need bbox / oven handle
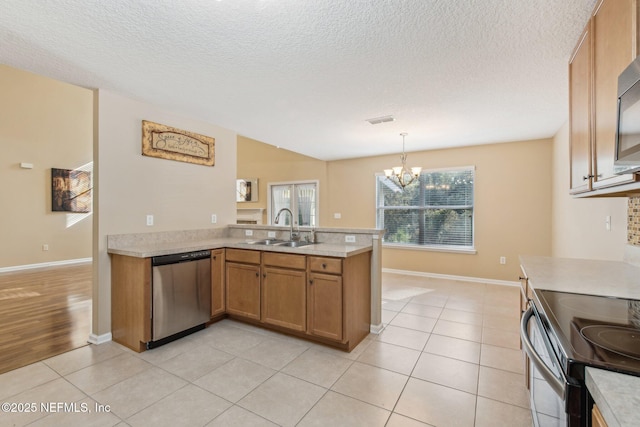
[520,306,567,398]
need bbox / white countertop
[107,237,373,259]
[586,367,640,427]
[520,256,640,427]
[519,255,640,299]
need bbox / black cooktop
[535,289,640,376]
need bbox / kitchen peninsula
[107,225,383,353]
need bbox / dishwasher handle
[520,306,567,399]
[152,250,211,266]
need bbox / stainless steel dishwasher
[149,250,211,348]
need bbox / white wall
[551,121,627,259]
[93,90,237,337]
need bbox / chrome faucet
[274,208,299,241]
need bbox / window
[269,181,318,227]
[376,167,474,250]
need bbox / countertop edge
[586,367,640,427]
[107,239,372,258]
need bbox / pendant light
[384,133,422,188]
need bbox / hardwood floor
[0,263,92,374]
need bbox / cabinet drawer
[263,252,306,270]
[308,256,342,274]
[226,248,261,264]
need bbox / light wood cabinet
[308,271,343,341]
[226,249,261,320]
[570,0,639,194]
[592,403,608,427]
[110,254,151,352]
[569,24,593,194]
[225,250,371,351]
[262,252,307,331]
[307,253,371,350]
[211,249,225,317]
[592,0,638,189]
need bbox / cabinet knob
[309,279,314,285]
[263,273,266,278]
[213,256,216,260]
[256,272,259,278]
[518,276,526,281]
[322,263,327,269]
[582,174,594,181]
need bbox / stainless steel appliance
[150,250,211,348]
[615,55,640,174]
[521,290,640,426]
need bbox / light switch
[146,215,154,226]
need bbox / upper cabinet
[569,0,639,195]
[569,25,593,194]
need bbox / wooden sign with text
[142,120,215,166]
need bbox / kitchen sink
[247,239,287,245]
[274,241,314,248]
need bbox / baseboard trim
[370,323,384,334]
[0,258,92,274]
[382,268,520,287]
[88,332,112,345]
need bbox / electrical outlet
[245,229,253,236]
[146,215,154,226]
[268,231,276,238]
[345,235,356,243]
[334,213,342,219]
[211,214,217,224]
[42,244,49,251]
[500,256,506,265]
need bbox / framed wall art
[51,168,92,213]
[236,178,258,202]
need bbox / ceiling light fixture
[384,133,422,189]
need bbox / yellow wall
[0,65,93,268]
[327,139,553,281]
[237,136,329,224]
[551,121,628,259]
[239,136,553,282]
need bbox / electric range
[522,289,640,426]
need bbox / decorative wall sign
[51,168,92,213]
[142,120,215,166]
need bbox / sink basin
[247,239,287,245]
[274,241,314,248]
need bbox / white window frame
[375,166,476,254]
[267,180,319,227]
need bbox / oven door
[521,305,573,426]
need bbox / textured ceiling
[0,0,597,160]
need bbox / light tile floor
[0,273,532,426]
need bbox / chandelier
[384,133,422,189]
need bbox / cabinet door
[211,249,225,317]
[226,262,261,320]
[308,272,343,341]
[569,24,593,194]
[593,0,638,189]
[262,267,306,331]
